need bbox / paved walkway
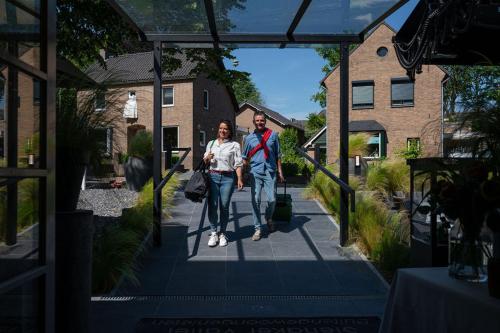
[91,186,388,332]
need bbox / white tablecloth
[379,267,500,333]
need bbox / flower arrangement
[420,160,500,282]
[428,161,500,240]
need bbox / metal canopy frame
[105,0,408,247]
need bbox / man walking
[242,111,285,241]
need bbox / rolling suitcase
[272,181,292,223]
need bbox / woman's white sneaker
[219,233,228,247]
[208,232,218,247]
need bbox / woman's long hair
[217,119,234,140]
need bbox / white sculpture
[123,92,137,118]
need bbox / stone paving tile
[91,301,159,333]
[93,186,389,329]
[118,257,177,296]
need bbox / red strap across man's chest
[248,129,272,160]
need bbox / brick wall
[325,24,446,164]
[106,75,236,170]
[0,48,40,165]
[192,74,237,166]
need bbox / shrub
[92,172,179,294]
[348,133,369,157]
[305,170,410,279]
[129,130,153,159]
[366,159,410,196]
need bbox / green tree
[305,112,326,139]
[443,66,500,118]
[57,0,249,85]
[279,128,299,161]
[231,75,263,104]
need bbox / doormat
[136,317,380,333]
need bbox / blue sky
[224,0,418,120]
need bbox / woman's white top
[203,139,243,172]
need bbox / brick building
[323,23,448,163]
[236,102,305,145]
[85,52,238,170]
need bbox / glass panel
[0,178,40,283]
[365,133,380,158]
[352,82,373,108]
[162,127,178,151]
[162,87,173,106]
[296,0,401,34]
[0,278,40,332]
[392,79,414,106]
[0,0,41,70]
[214,0,301,34]
[18,70,41,168]
[115,0,210,34]
[0,64,41,168]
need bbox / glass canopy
[108,0,407,47]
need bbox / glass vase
[448,223,488,282]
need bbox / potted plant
[55,86,120,333]
[124,130,153,191]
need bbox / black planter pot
[55,210,94,333]
[124,156,153,191]
[56,148,88,211]
[488,258,500,299]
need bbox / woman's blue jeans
[208,172,235,233]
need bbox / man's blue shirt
[242,129,281,175]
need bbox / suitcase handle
[280,180,286,197]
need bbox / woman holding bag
[203,119,244,247]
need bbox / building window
[162,126,179,151]
[377,47,388,57]
[0,77,5,120]
[203,90,209,110]
[391,78,414,107]
[33,79,41,105]
[95,91,106,111]
[352,81,374,109]
[199,130,206,146]
[407,138,420,150]
[365,132,381,159]
[162,86,174,107]
[96,128,113,156]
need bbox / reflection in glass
[0,0,41,69]
[295,0,400,35]
[0,278,40,332]
[0,178,40,283]
[17,70,41,168]
[214,0,301,34]
[116,0,210,34]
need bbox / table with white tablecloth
[379,267,500,333]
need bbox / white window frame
[199,130,206,146]
[203,90,209,110]
[162,126,179,152]
[162,86,174,107]
[407,137,421,150]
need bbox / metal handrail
[154,147,191,194]
[295,147,355,212]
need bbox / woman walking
[203,120,244,247]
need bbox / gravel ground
[77,188,139,217]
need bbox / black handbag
[184,159,210,202]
